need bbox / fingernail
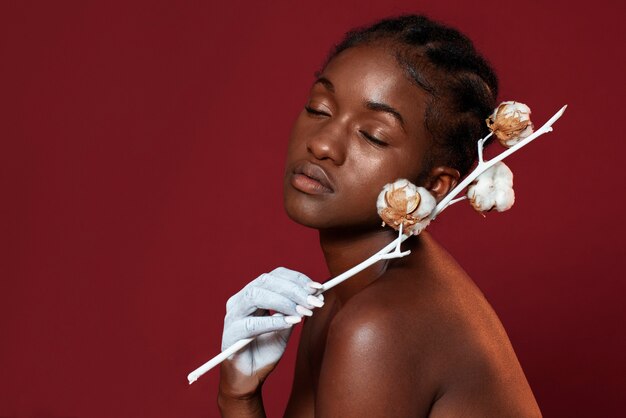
[308,282,323,290]
[307,295,324,308]
[285,316,302,324]
[296,305,313,317]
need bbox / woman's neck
[318,227,400,303]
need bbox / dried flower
[486,101,534,147]
[376,179,436,235]
[467,162,515,213]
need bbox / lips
[291,161,335,194]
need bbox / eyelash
[304,105,388,147]
[359,130,388,147]
[304,105,330,117]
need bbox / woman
[218,15,541,417]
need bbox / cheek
[346,144,424,188]
[338,149,402,216]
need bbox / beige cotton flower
[486,101,534,147]
[376,179,436,235]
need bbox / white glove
[221,267,324,376]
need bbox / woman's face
[284,44,431,231]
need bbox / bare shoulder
[316,282,439,416]
[320,233,541,417]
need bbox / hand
[219,267,324,397]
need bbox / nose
[306,121,347,165]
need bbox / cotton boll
[486,101,534,147]
[407,187,435,236]
[496,101,531,121]
[468,185,495,212]
[376,185,390,215]
[412,186,436,220]
[492,162,514,187]
[467,162,515,213]
[377,179,436,235]
[468,176,495,212]
[493,187,515,212]
[376,179,420,217]
[410,218,431,236]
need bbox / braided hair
[324,15,498,178]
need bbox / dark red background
[1,1,624,416]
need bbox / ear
[424,166,460,202]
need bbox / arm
[218,385,266,418]
[217,267,324,418]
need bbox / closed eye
[304,105,330,117]
[359,130,388,147]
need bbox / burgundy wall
[1,1,624,416]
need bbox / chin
[283,194,381,232]
[283,196,330,229]
[283,179,325,228]
[282,177,383,231]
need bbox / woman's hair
[324,15,498,178]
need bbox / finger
[226,286,302,319]
[226,271,324,318]
[257,275,320,309]
[270,312,296,344]
[224,269,308,313]
[269,267,323,293]
[223,315,301,347]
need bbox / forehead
[319,45,428,114]
[317,45,429,138]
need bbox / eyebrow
[313,76,335,93]
[365,101,406,131]
[313,76,406,131]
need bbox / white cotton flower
[376,179,419,215]
[486,101,534,147]
[467,162,515,213]
[413,186,436,219]
[377,179,436,235]
[408,215,431,236]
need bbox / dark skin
[219,45,541,417]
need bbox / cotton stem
[477,132,492,164]
[447,196,468,207]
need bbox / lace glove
[221,267,324,376]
